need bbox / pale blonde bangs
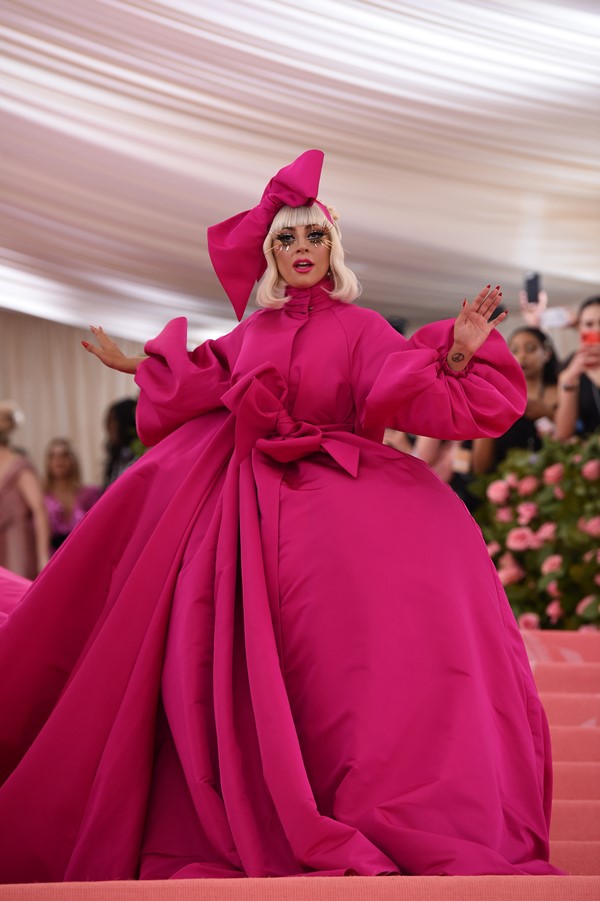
[269,205,332,233]
[256,204,361,309]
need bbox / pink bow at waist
[221,366,359,478]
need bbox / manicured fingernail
[81,341,90,348]
[486,284,491,288]
[495,285,500,290]
[499,292,503,297]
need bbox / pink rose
[518,476,539,496]
[517,502,538,526]
[543,463,564,485]
[497,562,526,586]
[545,600,565,624]
[541,554,563,575]
[546,580,561,597]
[597,550,600,564]
[486,479,510,504]
[579,516,600,538]
[518,612,540,630]
[578,624,599,632]
[495,507,514,523]
[595,574,600,588]
[583,549,594,562]
[506,527,537,551]
[486,541,501,557]
[505,473,519,488]
[576,595,596,616]
[582,459,600,480]
[573,454,583,463]
[554,486,565,500]
[536,522,557,542]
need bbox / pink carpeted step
[550,840,600,875]
[522,630,600,664]
[533,662,600,693]
[550,726,600,761]
[553,762,600,799]
[550,800,600,841]
[540,692,600,727]
[0,876,598,900]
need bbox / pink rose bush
[582,459,600,481]
[542,463,564,485]
[518,476,539,496]
[541,555,563,575]
[545,600,565,624]
[486,480,510,504]
[576,596,596,617]
[579,516,600,538]
[496,553,526,586]
[470,431,600,629]
[518,612,540,630]
[506,527,538,552]
[536,522,557,543]
[517,502,538,525]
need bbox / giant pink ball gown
[0,281,562,880]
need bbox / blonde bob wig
[255,204,361,309]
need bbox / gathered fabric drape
[0,283,562,879]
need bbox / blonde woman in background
[0,402,49,578]
[43,438,102,555]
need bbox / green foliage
[470,431,600,630]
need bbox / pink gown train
[0,281,562,880]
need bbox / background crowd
[0,397,144,580]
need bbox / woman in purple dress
[43,438,102,554]
[0,151,562,880]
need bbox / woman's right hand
[519,289,547,329]
[82,326,145,374]
[560,344,600,385]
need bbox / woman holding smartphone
[555,296,600,440]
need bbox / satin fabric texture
[0,281,562,880]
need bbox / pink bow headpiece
[207,149,332,320]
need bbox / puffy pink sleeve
[360,318,527,441]
[134,316,247,446]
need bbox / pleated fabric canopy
[1,0,599,342]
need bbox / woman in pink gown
[0,151,561,881]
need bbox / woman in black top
[555,296,600,440]
[472,326,558,473]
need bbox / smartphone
[524,272,541,306]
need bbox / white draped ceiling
[1,0,599,344]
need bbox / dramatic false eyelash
[265,227,334,255]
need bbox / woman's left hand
[453,285,507,355]
[446,285,507,371]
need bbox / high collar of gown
[282,278,338,318]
